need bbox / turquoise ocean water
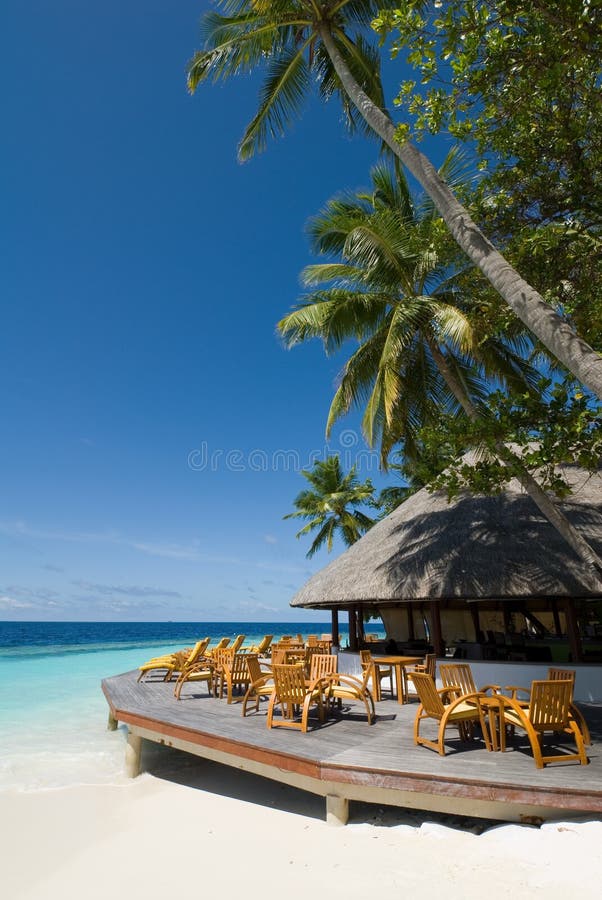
[0,621,383,792]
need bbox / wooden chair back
[272,664,308,706]
[255,635,273,655]
[421,653,437,679]
[409,671,445,719]
[548,667,575,684]
[214,647,235,668]
[305,645,325,670]
[307,635,318,647]
[246,654,264,684]
[359,650,372,672]
[230,634,246,653]
[207,637,230,656]
[439,663,476,696]
[528,679,573,732]
[309,653,337,681]
[185,638,210,666]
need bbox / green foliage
[410,378,602,499]
[284,455,376,557]
[188,1,401,161]
[279,158,539,465]
[375,1,602,348]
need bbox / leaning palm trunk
[426,338,602,584]
[318,25,602,402]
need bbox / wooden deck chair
[244,634,273,656]
[174,653,214,700]
[211,647,236,697]
[304,645,327,675]
[219,652,255,704]
[230,635,246,653]
[204,637,231,658]
[360,650,394,699]
[439,663,501,699]
[307,635,318,647]
[309,653,337,681]
[266,664,328,732]
[504,668,591,746]
[327,668,375,725]
[242,654,275,716]
[137,638,210,683]
[283,647,306,665]
[408,671,489,756]
[501,680,589,767]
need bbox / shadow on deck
[102,670,602,826]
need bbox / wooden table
[370,656,422,705]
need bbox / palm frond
[239,41,312,159]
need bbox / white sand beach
[2,749,602,900]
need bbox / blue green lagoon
[0,621,382,792]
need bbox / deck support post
[107,711,118,731]
[125,731,142,778]
[326,794,349,826]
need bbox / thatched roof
[290,464,602,609]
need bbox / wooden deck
[102,670,602,825]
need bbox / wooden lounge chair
[360,650,394,699]
[408,671,489,756]
[501,679,589,767]
[241,654,275,716]
[243,634,273,656]
[204,637,231,658]
[327,668,375,725]
[137,638,210,683]
[229,634,246,653]
[266,664,329,732]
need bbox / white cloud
[264,534,278,544]
[0,520,202,562]
[0,595,35,610]
[71,580,183,598]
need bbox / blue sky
[1,1,451,622]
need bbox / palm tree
[285,456,375,557]
[278,161,602,577]
[187,1,602,400]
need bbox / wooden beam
[331,609,339,649]
[407,603,415,641]
[348,608,358,651]
[429,600,444,657]
[552,600,563,637]
[470,606,483,643]
[565,599,584,663]
[357,604,366,645]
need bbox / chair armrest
[479,683,501,694]
[504,684,530,700]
